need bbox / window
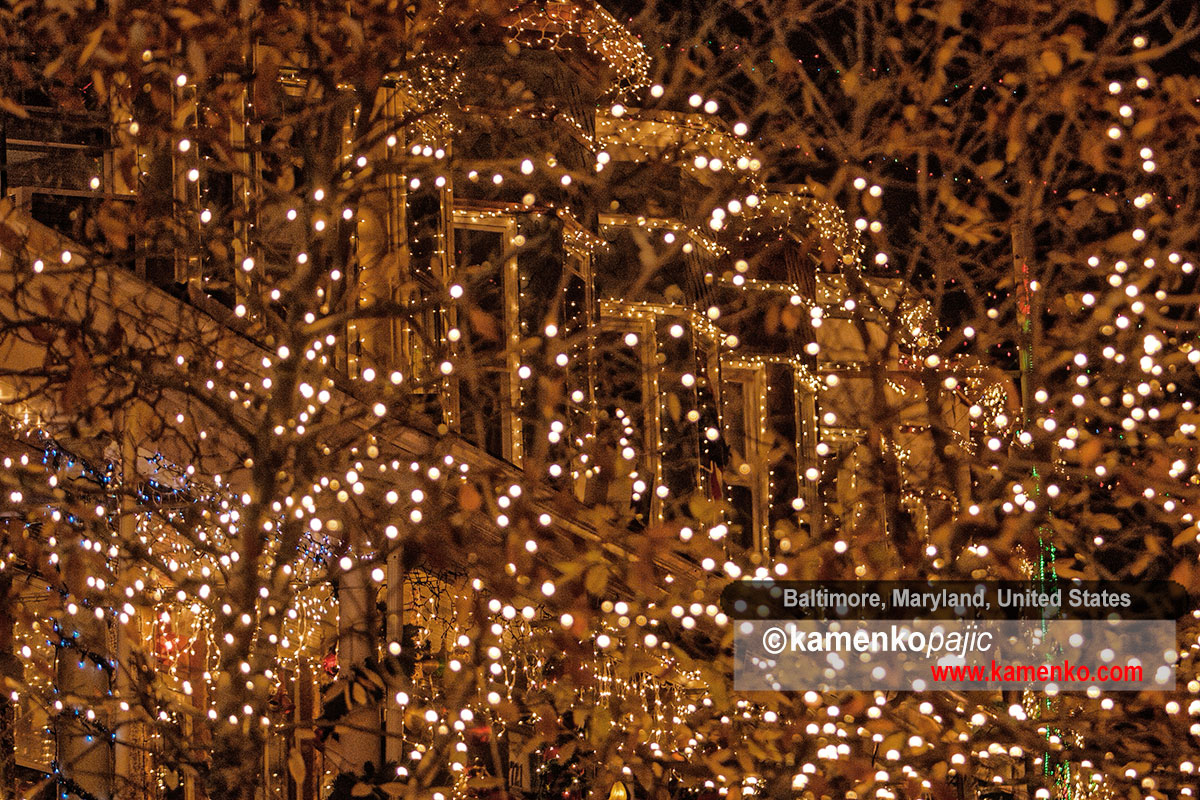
[721,365,768,554]
[453,217,520,464]
[594,321,657,528]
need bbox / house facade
[0,2,992,798]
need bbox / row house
[0,2,991,798]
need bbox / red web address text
[931,659,1143,684]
